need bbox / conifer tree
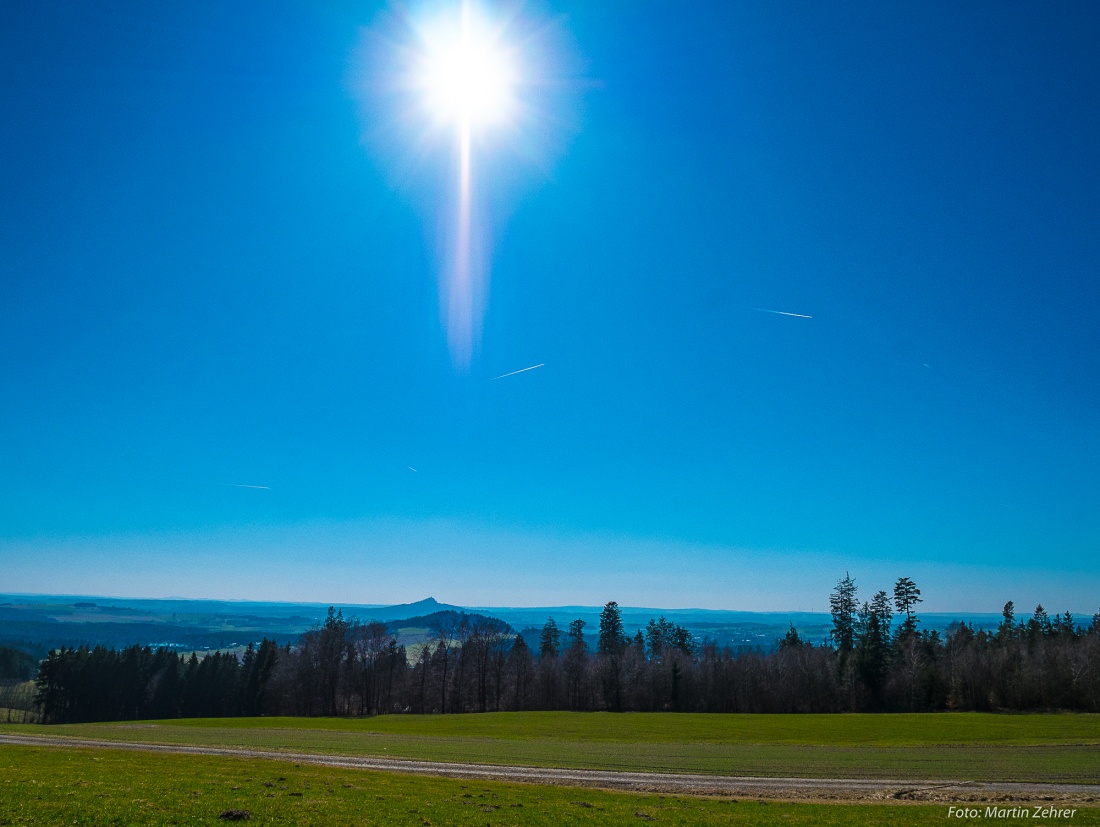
[539,617,561,658]
[893,576,922,636]
[829,573,858,654]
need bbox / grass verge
[5,712,1099,783]
[4,744,1097,826]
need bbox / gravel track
[2,732,1097,804]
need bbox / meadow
[3,743,1098,827]
[6,711,1100,783]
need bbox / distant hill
[358,597,467,623]
[0,593,1012,657]
[385,609,511,633]
[0,595,499,656]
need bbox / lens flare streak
[357,0,573,369]
[449,118,475,364]
[422,0,519,368]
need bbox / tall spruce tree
[829,573,859,654]
[893,576,922,636]
[597,601,629,711]
[598,601,628,656]
[539,617,561,659]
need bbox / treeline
[819,575,1100,713]
[0,646,37,683]
[0,645,41,723]
[34,583,1100,723]
[34,643,280,723]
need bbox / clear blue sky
[2,1,1098,613]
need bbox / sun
[415,1,517,129]
[357,0,559,367]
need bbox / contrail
[491,363,544,381]
[228,483,271,490]
[752,307,812,319]
[407,466,418,473]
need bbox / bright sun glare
[365,0,547,366]
[417,2,516,128]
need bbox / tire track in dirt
[2,733,1096,804]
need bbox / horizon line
[0,590,1073,616]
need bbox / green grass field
[5,712,1100,783]
[3,744,1097,827]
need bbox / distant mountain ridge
[0,593,1012,656]
[358,597,468,623]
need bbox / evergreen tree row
[34,584,1100,723]
[35,640,279,723]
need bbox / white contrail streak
[491,363,545,381]
[408,466,418,473]
[229,484,271,490]
[752,307,813,319]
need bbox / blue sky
[2,1,1098,612]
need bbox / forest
[31,577,1100,723]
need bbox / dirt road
[2,732,1096,804]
